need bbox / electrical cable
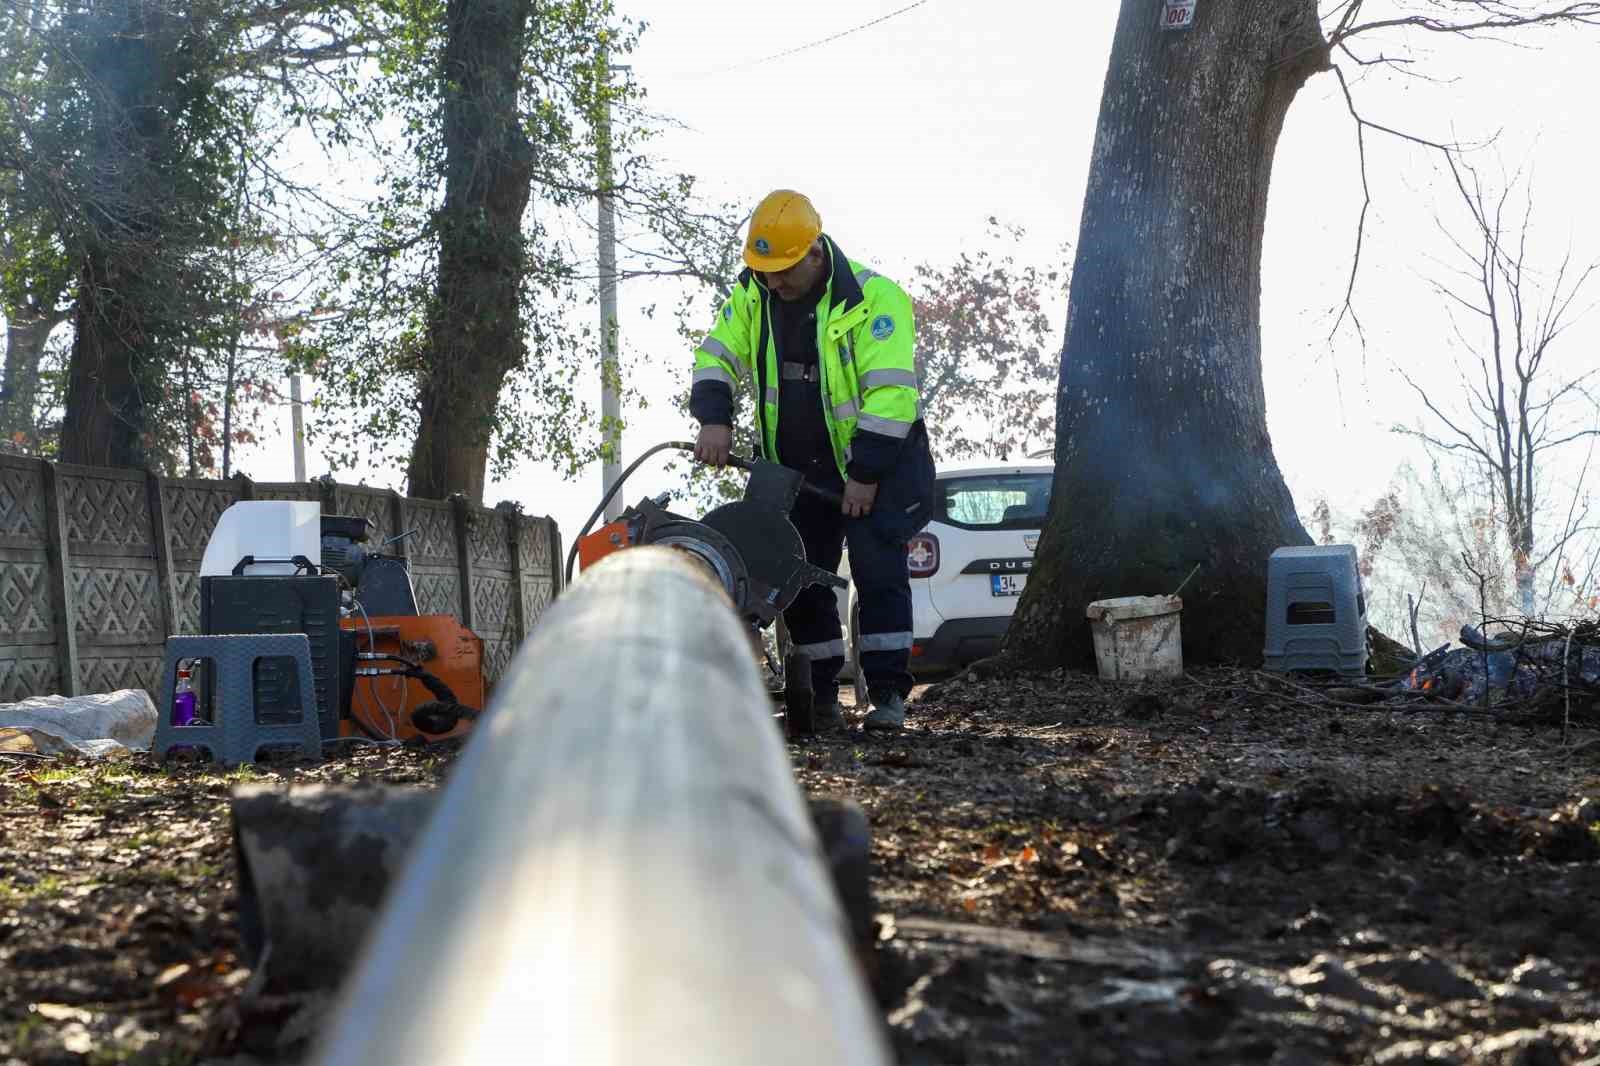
[564,440,697,585]
[388,660,414,737]
[346,717,394,743]
[351,652,471,738]
[562,442,842,585]
[685,1,929,79]
[353,597,402,744]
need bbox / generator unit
[194,500,484,744]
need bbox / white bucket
[1086,595,1184,681]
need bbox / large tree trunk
[60,253,151,468]
[406,0,535,503]
[1006,0,1330,669]
[57,2,187,470]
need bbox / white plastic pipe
[310,547,889,1066]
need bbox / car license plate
[991,574,1026,597]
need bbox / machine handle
[564,443,855,587]
[231,554,319,576]
[726,454,845,510]
[800,481,846,509]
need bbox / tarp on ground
[0,690,159,757]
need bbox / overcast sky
[242,1,1599,553]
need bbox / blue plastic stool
[1262,545,1368,677]
[154,634,324,766]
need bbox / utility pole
[289,373,307,482]
[597,57,629,520]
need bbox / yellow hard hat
[744,190,822,272]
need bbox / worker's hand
[842,479,878,518]
[695,424,733,468]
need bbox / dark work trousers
[781,426,936,703]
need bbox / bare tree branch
[1334,2,1600,44]
[1328,61,1475,344]
[1399,151,1600,616]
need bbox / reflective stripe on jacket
[688,235,919,482]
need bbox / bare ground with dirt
[0,748,455,1065]
[3,669,1598,1064]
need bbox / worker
[690,190,935,732]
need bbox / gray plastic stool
[154,633,323,766]
[1263,545,1368,676]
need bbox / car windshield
[936,473,1052,530]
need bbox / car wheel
[849,600,869,708]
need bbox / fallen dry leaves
[1,744,461,1064]
[795,667,1600,1063]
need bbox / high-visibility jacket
[689,235,921,483]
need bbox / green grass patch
[85,777,129,803]
[222,764,262,784]
[3,1015,49,1059]
[22,764,141,801]
[29,766,86,786]
[0,873,67,905]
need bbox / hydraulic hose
[561,442,849,586]
[564,441,696,586]
[350,655,468,740]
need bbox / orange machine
[575,520,633,572]
[339,614,485,742]
[563,443,850,736]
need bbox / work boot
[864,689,906,732]
[813,698,846,733]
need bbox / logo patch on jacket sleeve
[871,314,895,340]
[723,304,733,321]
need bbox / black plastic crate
[199,575,345,740]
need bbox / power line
[686,1,929,79]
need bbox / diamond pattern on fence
[472,574,515,632]
[0,653,59,704]
[72,564,163,641]
[0,561,54,640]
[162,482,242,556]
[0,461,47,542]
[522,580,554,631]
[470,509,513,568]
[405,500,456,564]
[413,571,461,618]
[61,472,152,549]
[78,652,161,697]
[0,459,58,699]
[161,481,246,638]
[0,465,565,705]
[517,516,553,574]
[174,570,203,636]
[483,636,517,687]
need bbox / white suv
[837,462,1053,683]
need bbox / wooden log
[231,784,438,990]
[231,787,877,996]
[310,547,890,1066]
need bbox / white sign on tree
[1161,0,1196,30]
